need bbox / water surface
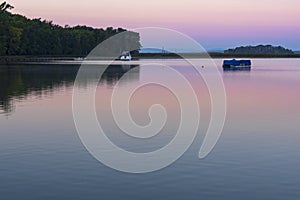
[0,59,300,200]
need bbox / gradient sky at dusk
[9,0,300,50]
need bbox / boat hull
[223,65,251,71]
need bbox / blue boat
[223,59,251,70]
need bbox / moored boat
[119,51,132,61]
[223,59,251,70]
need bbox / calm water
[1,59,300,200]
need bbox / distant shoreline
[1,53,300,65]
[138,53,300,59]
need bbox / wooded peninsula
[0,2,140,57]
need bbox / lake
[1,59,300,200]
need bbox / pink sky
[9,0,300,50]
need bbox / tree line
[0,2,141,56]
[224,45,294,55]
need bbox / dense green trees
[0,2,141,56]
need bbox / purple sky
[9,0,300,50]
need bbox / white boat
[119,52,132,61]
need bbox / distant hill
[207,48,225,53]
[224,45,294,55]
[139,48,169,53]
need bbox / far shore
[1,53,300,65]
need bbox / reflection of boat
[100,64,139,85]
[223,59,251,70]
[119,51,132,61]
[223,67,251,72]
[74,57,84,61]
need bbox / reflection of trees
[0,64,139,114]
[0,65,79,113]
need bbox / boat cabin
[223,59,251,69]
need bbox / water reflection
[223,67,251,72]
[100,64,139,85]
[1,60,300,199]
[0,64,139,114]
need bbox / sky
[9,0,300,50]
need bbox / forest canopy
[0,2,141,56]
